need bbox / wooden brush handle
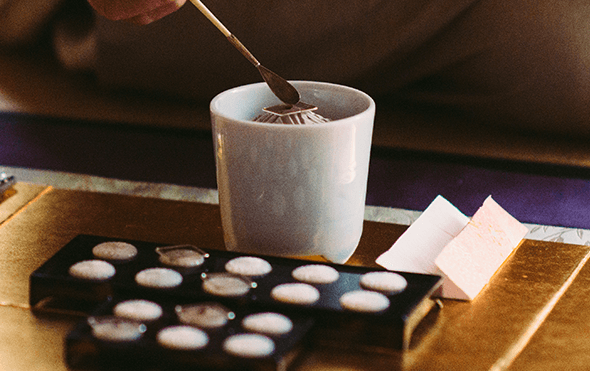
[188,0,260,66]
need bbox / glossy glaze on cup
[211,81,375,263]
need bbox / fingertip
[128,1,186,25]
[127,14,154,25]
[90,0,186,24]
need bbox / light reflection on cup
[210,81,375,263]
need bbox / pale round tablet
[157,326,208,350]
[360,271,407,294]
[157,246,206,268]
[339,290,390,313]
[114,299,163,322]
[225,256,272,277]
[69,260,115,281]
[270,283,320,305]
[202,273,252,297]
[135,268,182,289]
[292,264,339,284]
[88,316,146,342]
[176,303,234,329]
[242,312,293,336]
[223,334,275,358]
[92,241,138,261]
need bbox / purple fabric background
[2,112,589,229]
[367,150,590,228]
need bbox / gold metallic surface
[0,306,73,371]
[1,183,589,370]
[509,249,590,371]
[0,182,49,225]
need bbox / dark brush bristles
[254,111,331,124]
[253,103,331,124]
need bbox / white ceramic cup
[210,81,375,263]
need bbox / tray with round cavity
[30,234,442,350]
[66,296,314,371]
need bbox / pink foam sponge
[377,195,528,300]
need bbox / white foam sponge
[376,195,528,300]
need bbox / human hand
[87,0,187,25]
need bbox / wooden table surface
[1,183,590,371]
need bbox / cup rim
[210,81,375,126]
